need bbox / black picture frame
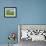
[4,7,17,18]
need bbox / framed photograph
[4,7,17,18]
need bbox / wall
[0,0,46,44]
